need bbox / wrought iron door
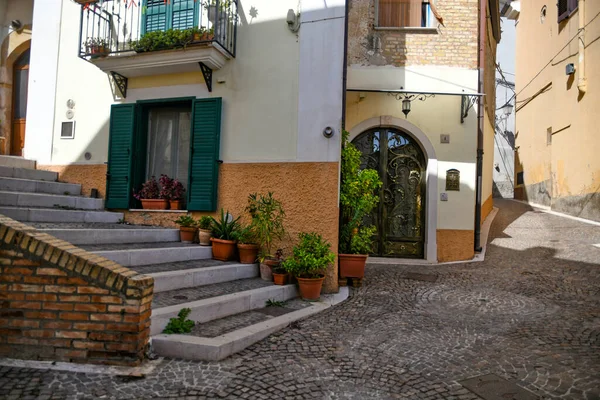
[352,128,426,258]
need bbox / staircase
[0,156,307,360]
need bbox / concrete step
[0,155,36,169]
[85,243,212,267]
[150,281,298,335]
[0,176,81,196]
[0,206,122,223]
[0,165,57,182]
[38,227,180,245]
[147,262,260,293]
[0,190,103,210]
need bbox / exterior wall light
[402,99,411,118]
[388,91,435,119]
[501,103,513,116]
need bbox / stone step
[0,176,81,196]
[84,243,212,267]
[0,190,103,210]
[147,262,260,293]
[38,227,180,245]
[151,300,325,361]
[0,206,122,223]
[0,155,36,169]
[150,280,298,336]
[0,165,58,182]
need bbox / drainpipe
[474,0,486,252]
[578,0,587,94]
[341,0,349,130]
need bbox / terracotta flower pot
[179,226,196,243]
[198,229,212,246]
[339,254,368,278]
[238,243,259,264]
[272,272,288,286]
[140,199,168,210]
[211,238,236,261]
[170,200,183,210]
[297,276,325,301]
[260,258,280,281]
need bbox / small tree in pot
[174,215,197,243]
[282,232,335,301]
[246,192,286,281]
[210,209,240,261]
[338,131,382,279]
[197,216,212,246]
[233,224,259,264]
[134,176,168,210]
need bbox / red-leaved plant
[159,174,186,200]
[133,176,160,200]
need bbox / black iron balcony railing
[78,0,238,59]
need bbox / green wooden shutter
[143,0,169,34]
[106,104,136,209]
[172,0,198,30]
[188,98,222,211]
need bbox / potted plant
[75,0,99,5]
[246,192,286,281]
[210,209,240,261]
[85,37,109,58]
[160,174,186,210]
[174,215,197,243]
[338,131,382,279]
[270,249,288,285]
[233,224,260,264]
[282,232,335,301]
[197,216,213,246]
[133,176,168,210]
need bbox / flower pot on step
[339,254,368,278]
[260,258,280,281]
[179,227,196,243]
[140,199,168,210]
[198,229,212,246]
[272,272,288,286]
[297,276,325,301]
[238,243,259,264]
[211,238,236,261]
[170,200,183,210]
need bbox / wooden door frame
[10,50,30,156]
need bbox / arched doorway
[10,49,30,156]
[352,128,427,258]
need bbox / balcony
[78,0,238,87]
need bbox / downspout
[341,0,349,130]
[578,0,587,94]
[474,0,486,252]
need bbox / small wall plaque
[446,169,460,191]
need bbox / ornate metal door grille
[352,128,426,258]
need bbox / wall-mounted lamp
[10,20,23,32]
[402,99,411,118]
[388,92,435,119]
[286,9,300,33]
[501,103,513,116]
[566,63,576,75]
[323,127,334,139]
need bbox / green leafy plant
[174,215,197,228]
[232,223,258,245]
[246,192,286,262]
[265,299,284,307]
[163,308,195,334]
[282,232,335,279]
[130,28,194,53]
[210,209,241,240]
[198,216,212,230]
[339,130,382,254]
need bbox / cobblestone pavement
[1,200,599,400]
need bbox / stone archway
[1,31,32,155]
[348,116,438,262]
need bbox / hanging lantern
[402,98,411,118]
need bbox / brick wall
[348,0,479,68]
[0,216,154,366]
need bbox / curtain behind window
[379,0,423,27]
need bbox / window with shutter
[187,98,222,211]
[106,104,137,209]
[557,0,578,22]
[377,0,434,28]
[142,0,198,35]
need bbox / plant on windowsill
[197,216,213,246]
[85,37,109,58]
[191,26,214,42]
[246,192,286,281]
[174,215,197,243]
[232,224,259,264]
[338,130,382,280]
[133,176,168,210]
[210,209,241,261]
[282,232,335,301]
[130,28,195,53]
[159,174,186,210]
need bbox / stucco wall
[515,0,600,220]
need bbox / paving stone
[0,200,599,399]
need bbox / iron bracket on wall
[199,62,213,92]
[461,94,478,123]
[388,92,436,102]
[110,71,128,98]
